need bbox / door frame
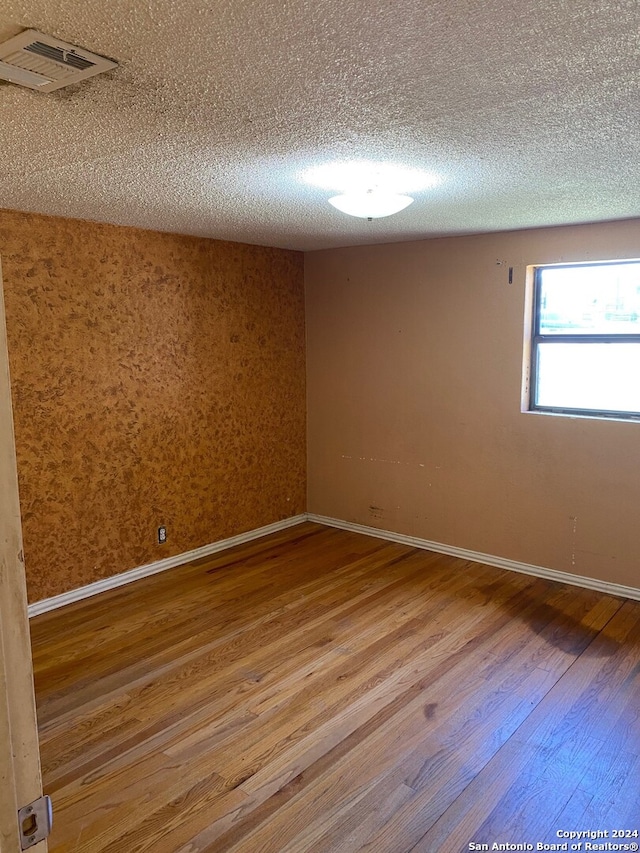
[0,258,47,852]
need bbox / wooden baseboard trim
[28,514,308,618]
[307,513,640,602]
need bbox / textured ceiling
[1,0,639,251]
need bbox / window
[528,260,640,420]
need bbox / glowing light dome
[302,160,441,219]
[328,191,414,219]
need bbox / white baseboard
[28,514,307,618]
[28,510,640,617]
[307,513,640,602]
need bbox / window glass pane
[536,343,640,413]
[539,262,640,334]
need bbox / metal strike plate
[18,795,52,849]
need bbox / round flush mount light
[328,191,414,219]
[302,160,441,220]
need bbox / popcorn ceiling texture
[0,209,306,603]
[1,0,640,250]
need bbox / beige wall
[1,210,306,603]
[306,219,640,589]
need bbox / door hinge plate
[18,795,53,849]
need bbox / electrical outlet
[158,526,167,544]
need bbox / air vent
[0,29,116,92]
[25,41,96,71]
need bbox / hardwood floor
[30,522,640,852]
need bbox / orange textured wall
[306,219,640,591]
[0,210,306,603]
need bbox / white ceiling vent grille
[0,29,116,92]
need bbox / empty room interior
[1,1,639,852]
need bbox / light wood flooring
[30,522,640,852]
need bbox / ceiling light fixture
[328,190,414,219]
[302,160,440,220]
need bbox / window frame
[529,260,640,422]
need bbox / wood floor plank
[411,600,640,853]
[273,592,615,852]
[40,548,446,786]
[30,522,639,853]
[34,526,381,709]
